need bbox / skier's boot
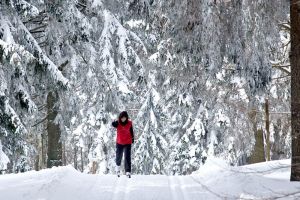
[116,166,121,177]
[126,172,131,178]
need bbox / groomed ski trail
[1,159,299,200]
[112,176,129,200]
[168,175,185,200]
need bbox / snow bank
[192,157,229,176]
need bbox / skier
[112,111,134,178]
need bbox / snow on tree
[0,140,9,172]
[0,0,292,175]
[134,70,168,174]
[39,1,149,173]
[0,1,68,172]
[168,104,208,175]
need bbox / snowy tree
[134,71,168,174]
[168,103,208,175]
[0,1,68,172]
[0,0,291,175]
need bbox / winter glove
[132,138,134,144]
[112,120,119,128]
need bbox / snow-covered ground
[0,159,299,200]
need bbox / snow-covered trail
[0,159,300,200]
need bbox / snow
[149,52,159,63]
[125,19,146,28]
[0,69,7,96]
[0,159,299,199]
[99,9,146,87]
[0,19,15,44]
[4,99,28,135]
[98,123,109,143]
[71,117,77,124]
[91,0,103,8]
[178,94,193,107]
[150,109,158,129]
[18,0,39,18]
[17,20,69,87]
[87,68,94,78]
[193,157,229,175]
[215,110,231,127]
[118,83,131,94]
[0,38,69,87]
[151,88,160,104]
[270,85,278,99]
[187,118,205,139]
[0,141,9,171]
[208,130,218,155]
[16,85,38,114]
[73,124,84,136]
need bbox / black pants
[116,143,131,173]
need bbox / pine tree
[0,2,68,172]
[134,84,168,174]
[169,104,208,175]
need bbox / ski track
[188,175,225,200]
[177,176,190,200]
[111,176,129,200]
[123,176,131,200]
[168,176,185,200]
[178,175,220,200]
[78,173,100,199]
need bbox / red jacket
[116,120,133,145]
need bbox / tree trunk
[35,134,43,171]
[249,129,265,164]
[41,132,47,169]
[91,161,98,174]
[81,147,84,172]
[62,141,66,166]
[265,98,271,161]
[290,0,300,181]
[47,91,62,168]
[74,145,78,170]
[34,154,39,171]
[248,109,266,164]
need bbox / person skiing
[112,111,134,178]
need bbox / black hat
[119,111,129,122]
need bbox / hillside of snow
[0,159,299,200]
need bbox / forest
[1,0,299,182]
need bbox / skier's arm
[130,126,134,143]
[112,120,119,128]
